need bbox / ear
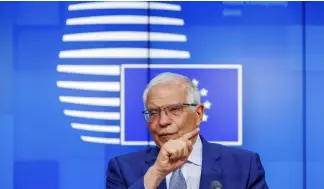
[196,104,205,126]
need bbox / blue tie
[169,168,187,189]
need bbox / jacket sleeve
[106,158,146,189]
[247,153,269,189]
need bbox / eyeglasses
[142,103,197,122]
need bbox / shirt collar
[187,135,202,166]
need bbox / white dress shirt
[166,135,202,189]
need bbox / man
[106,72,268,189]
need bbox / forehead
[146,82,186,107]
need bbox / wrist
[144,165,165,189]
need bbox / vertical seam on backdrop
[302,1,307,189]
[146,2,152,147]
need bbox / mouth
[158,133,177,140]
[159,132,175,136]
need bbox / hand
[154,127,200,176]
[144,128,200,189]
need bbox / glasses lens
[167,104,184,116]
[144,113,150,122]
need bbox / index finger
[180,127,200,141]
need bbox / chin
[158,133,178,144]
[153,138,168,148]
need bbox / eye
[169,105,182,114]
[148,109,159,116]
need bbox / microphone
[210,180,222,189]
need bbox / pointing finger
[180,128,200,141]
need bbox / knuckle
[169,148,176,154]
[179,141,187,149]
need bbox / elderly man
[106,72,268,189]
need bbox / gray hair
[142,72,201,107]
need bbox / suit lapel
[199,135,223,189]
[158,179,167,189]
[142,146,167,189]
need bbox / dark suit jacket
[106,135,269,189]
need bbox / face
[145,82,204,147]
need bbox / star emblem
[192,78,199,87]
[204,100,212,109]
[200,88,208,96]
[202,114,208,122]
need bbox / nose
[158,109,172,127]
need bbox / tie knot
[174,168,182,173]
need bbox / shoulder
[106,148,156,187]
[207,142,262,167]
[108,147,155,165]
[219,143,258,159]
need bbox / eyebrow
[146,102,182,109]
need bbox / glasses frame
[142,103,198,122]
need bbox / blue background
[0,1,322,189]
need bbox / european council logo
[56,2,242,146]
